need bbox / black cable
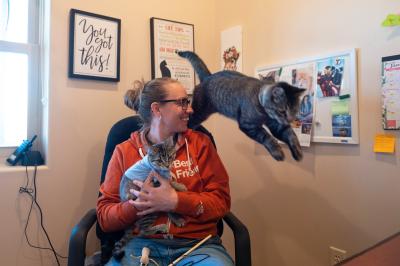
[19,162,67,265]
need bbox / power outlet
[330,246,347,265]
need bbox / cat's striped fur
[177,51,304,161]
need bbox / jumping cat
[177,50,305,161]
[113,136,187,260]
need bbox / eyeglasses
[159,97,191,110]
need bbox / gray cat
[177,51,304,161]
[113,136,186,260]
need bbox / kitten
[177,51,305,161]
[113,136,186,260]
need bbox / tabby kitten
[113,136,186,260]
[177,50,304,161]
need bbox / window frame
[0,0,42,160]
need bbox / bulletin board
[256,49,359,144]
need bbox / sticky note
[373,134,395,153]
[382,14,400,27]
[331,100,350,115]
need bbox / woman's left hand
[129,171,178,216]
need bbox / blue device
[6,135,37,166]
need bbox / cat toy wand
[168,234,212,266]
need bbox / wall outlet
[330,246,347,265]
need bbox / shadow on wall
[66,140,105,256]
[230,141,374,266]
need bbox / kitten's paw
[169,213,186,227]
[173,218,186,227]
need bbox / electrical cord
[19,162,67,265]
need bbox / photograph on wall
[257,67,281,82]
[150,18,195,94]
[221,26,242,72]
[332,114,352,137]
[316,56,345,98]
[68,9,121,81]
[381,54,400,130]
[257,62,315,147]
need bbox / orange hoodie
[97,129,231,239]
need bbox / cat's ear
[271,86,287,107]
[164,136,175,148]
[286,83,306,96]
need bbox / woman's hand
[129,171,178,216]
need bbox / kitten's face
[147,137,176,168]
[259,82,305,124]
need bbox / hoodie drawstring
[138,147,145,159]
[184,138,192,172]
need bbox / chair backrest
[96,115,220,263]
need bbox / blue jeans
[105,236,234,266]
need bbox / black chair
[68,115,251,266]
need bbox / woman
[97,78,234,265]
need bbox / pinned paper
[331,100,350,115]
[382,14,400,27]
[373,134,396,153]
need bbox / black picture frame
[68,9,121,82]
[150,17,195,94]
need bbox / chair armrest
[68,208,97,266]
[223,211,252,266]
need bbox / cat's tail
[176,50,211,82]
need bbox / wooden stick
[168,234,212,266]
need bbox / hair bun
[124,80,144,111]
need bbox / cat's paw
[269,146,285,161]
[263,138,285,161]
[287,133,303,161]
[290,146,303,161]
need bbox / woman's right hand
[128,171,178,215]
[128,176,152,211]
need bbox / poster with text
[151,18,195,94]
[382,54,400,130]
[69,9,121,81]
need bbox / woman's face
[158,82,193,135]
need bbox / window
[0,0,42,154]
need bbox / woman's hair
[124,77,179,126]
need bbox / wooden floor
[339,231,400,266]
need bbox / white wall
[1,0,400,266]
[213,0,400,265]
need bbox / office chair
[68,115,251,266]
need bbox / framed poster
[150,17,195,94]
[221,26,242,72]
[256,49,359,144]
[381,54,400,130]
[68,9,121,82]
